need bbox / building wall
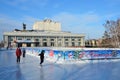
[3,32,85,48]
[33,19,61,31]
[85,39,100,47]
[3,19,85,48]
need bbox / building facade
[3,19,85,48]
[85,39,101,47]
[33,19,61,31]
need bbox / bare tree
[101,31,113,47]
[102,19,120,48]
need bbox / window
[72,39,75,41]
[78,38,81,41]
[65,39,68,41]
[51,42,54,46]
[27,43,31,47]
[78,42,81,46]
[27,38,31,40]
[11,38,13,41]
[17,37,22,40]
[43,39,47,41]
[35,42,39,47]
[50,39,54,41]
[72,42,75,46]
[9,36,15,41]
[65,42,68,46]
[35,39,39,42]
[43,42,47,46]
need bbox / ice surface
[0,49,120,80]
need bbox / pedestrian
[22,48,26,58]
[16,46,22,63]
[39,50,45,66]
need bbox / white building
[3,19,85,48]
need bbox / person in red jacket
[16,46,22,63]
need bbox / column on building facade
[62,36,65,47]
[12,36,16,47]
[76,38,79,47]
[56,37,58,47]
[23,36,26,47]
[74,38,77,47]
[55,37,57,47]
[40,37,43,47]
[4,36,8,47]
[81,37,85,47]
[68,38,69,47]
[31,37,34,47]
[38,38,40,47]
[47,37,50,47]
[69,37,72,47]
[21,36,25,47]
[57,36,61,47]
[58,36,63,47]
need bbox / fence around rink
[25,47,120,60]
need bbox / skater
[39,50,45,66]
[55,53,61,63]
[16,46,22,63]
[6,46,9,50]
[22,48,26,58]
[57,53,61,61]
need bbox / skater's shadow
[39,68,44,80]
[16,64,25,80]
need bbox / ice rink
[0,49,120,80]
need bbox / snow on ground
[0,49,120,80]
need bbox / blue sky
[0,0,120,40]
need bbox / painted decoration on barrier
[49,50,54,57]
[78,50,120,59]
[26,48,120,60]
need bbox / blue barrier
[26,48,120,60]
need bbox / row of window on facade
[9,37,82,42]
[17,42,81,47]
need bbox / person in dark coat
[22,48,26,58]
[39,50,45,66]
[16,46,22,63]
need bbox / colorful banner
[26,48,120,60]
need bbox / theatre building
[3,19,85,48]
